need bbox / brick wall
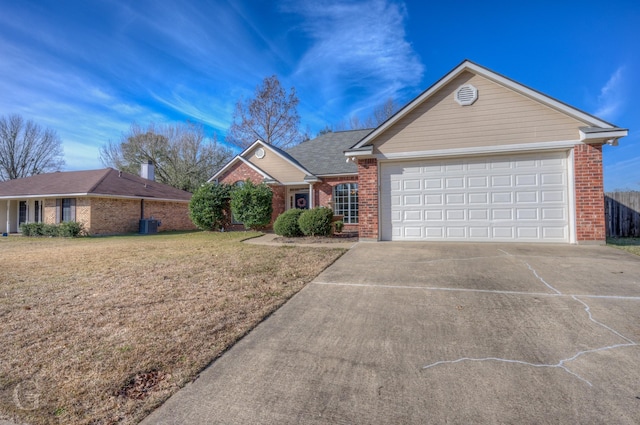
[574,143,606,243]
[76,197,91,229]
[44,198,56,224]
[357,158,378,240]
[90,197,141,234]
[145,200,196,232]
[218,161,264,185]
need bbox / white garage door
[380,152,570,242]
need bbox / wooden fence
[605,192,640,238]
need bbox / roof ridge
[87,168,116,194]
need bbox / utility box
[139,219,158,234]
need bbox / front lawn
[0,232,346,424]
[607,237,640,256]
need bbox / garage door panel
[380,152,569,242]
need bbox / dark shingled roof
[0,168,192,201]
[285,129,372,176]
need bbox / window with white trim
[333,183,358,224]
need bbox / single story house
[216,59,627,244]
[0,164,195,235]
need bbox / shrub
[334,220,344,233]
[20,222,85,237]
[298,207,334,237]
[273,209,305,237]
[58,221,86,237]
[230,180,273,230]
[189,182,232,230]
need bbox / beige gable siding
[245,146,306,183]
[372,72,587,155]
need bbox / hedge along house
[345,60,627,244]
[0,164,195,235]
[210,129,371,231]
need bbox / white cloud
[287,0,424,120]
[594,66,626,121]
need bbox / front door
[18,201,27,228]
[294,193,309,210]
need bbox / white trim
[208,154,275,182]
[246,139,313,176]
[352,60,619,150]
[316,173,358,178]
[567,148,577,244]
[344,146,373,157]
[374,140,582,161]
[0,193,190,203]
[579,128,628,141]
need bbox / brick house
[0,165,195,235]
[216,60,627,243]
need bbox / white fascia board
[208,155,242,182]
[316,172,358,178]
[344,146,374,157]
[464,62,616,128]
[352,60,618,150]
[0,193,190,202]
[0,193,90,200]
[237,157,275,180]
[208,155,276,183]
[579,128,628,141]
[375,140,581,161]
[243,139,315,177]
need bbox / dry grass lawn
[608,237,640,256]
[0,231,346,424]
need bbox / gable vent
[454,84,478,106]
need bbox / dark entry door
[294,193,309,209]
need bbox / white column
[308,184,314,209]
[5,201,9,234]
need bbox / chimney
[140,160,155,181]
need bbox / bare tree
[100,122,233,192]
[324,98,400,135]
[227,75,302,149]
[0,114,65,180]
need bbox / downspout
[308,184,314,209]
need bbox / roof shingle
[0,168,192,201]
[285,129,372,176]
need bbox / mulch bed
[273,233,358,244]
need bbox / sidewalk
[243,233,358,249]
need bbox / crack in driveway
[421,249,638,387]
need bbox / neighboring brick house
[0,166,195,235]
[213,60,627,244]
[211,129,369,232]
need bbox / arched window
[333,183,358,224]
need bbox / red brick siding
[270,185,286,225]
[144,200,196,232]
[90,197,141,234]
[574,143,606,242]
[314,176,359,208]
[357,158,379,239]
[218,161,264,185]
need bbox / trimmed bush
[230,180,273,230]
[58,221,86,237]
[273,209,305,237]
[333,220,344,233]
[298,207,334,237]
[189,182,232,230]
[19,222,85,237]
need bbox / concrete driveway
[143,243,640,424]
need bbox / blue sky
[0,0,638,190]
